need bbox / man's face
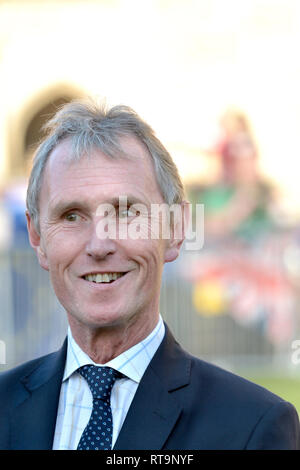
[27,136,182,334]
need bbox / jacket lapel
[113,326,191,450]
[10,340,67,450]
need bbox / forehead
[41,135,163,205]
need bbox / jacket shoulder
[0,347,65,406]
[0,351,54,381]
[189,354,286,407]
[161,324,291,408]
[175,353,300,449]
[0,354,51,394]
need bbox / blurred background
[1,0,300,413]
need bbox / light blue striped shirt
[52,316,165,450]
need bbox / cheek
[44,231,84,273]
[126,239,166,275]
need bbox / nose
[85,220,117,260]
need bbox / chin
[72,308,129,330]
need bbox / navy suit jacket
[0,325,299,450]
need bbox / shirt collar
[63,315,165,384]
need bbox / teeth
[84,273,123,283]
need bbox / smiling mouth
[82,272,126,284]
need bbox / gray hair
[26,98,185,232]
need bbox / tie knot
[77,365,121,401]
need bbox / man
[0,99,299,450]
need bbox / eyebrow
[49,200,89,218]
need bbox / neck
[68,313,159,364]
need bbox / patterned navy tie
[77,365,121,450]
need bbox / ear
[26,211,49,271]
[164,201,190,263]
